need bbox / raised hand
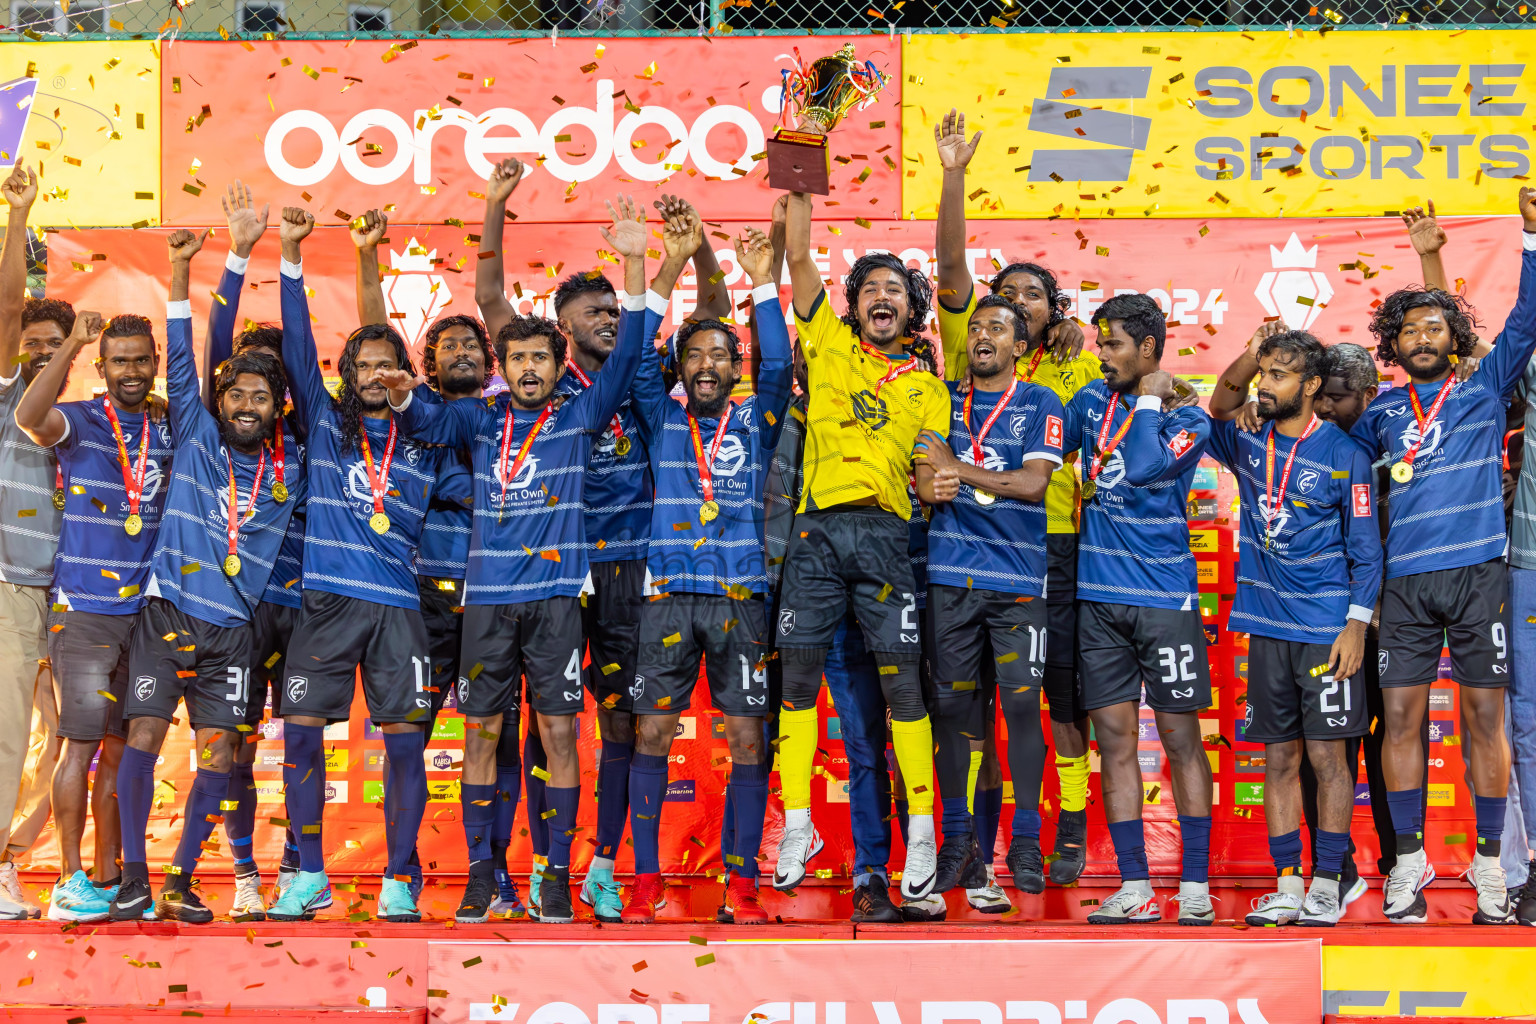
[1521,186,1536,232]
[600,194,647,260]
[221,180,269,257]
[349,208,388,249]
[661,213,703,263]
[168,228,210,263]
[1401,200,1446,257]
[280,206,315,245]
[735,227,774,285]
[934,108,983,172]
[487,158,525,205]
[69,310,103,351]
[2,163,38,211]
[1248,318,1289,358]
[374,368,426,392]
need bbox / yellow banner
[1325,947,1536,1017]
[1,42,162,228]
[902,30,1534,219]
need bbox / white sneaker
[272,863,298,904]
[900,814,937,899]
[1086,880,1159,924]
[1470,853,1514,925]
[1174,880,1217,925]
[0,863,39,919]
[1342,874,1368,907]
[1245,876,1304,926]
[966,867,1011,915]
[772,810,823,891]
[1382,849,1434,923]
[897,891,947,922]
[1298,877,1344,927]
[230,871,267,921]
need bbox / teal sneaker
[48,871,111,922]
[267,870,332,921]
[527,868,544,921]
[378,877,421,923]
[580,865,623,923]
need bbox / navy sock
[894,797,910,846]
[975,785,1003,853]
[719,783,737,878]
[381,730,428,877]
[1386,787,1424,854]
[545,785,580,872]
[629,752,669,875]
[1106,818,1149,881]
[117,746,159,865]
[225,762,257,870]
[1013,808,1043,841]
[524,731,549,858]
[494,720,521,849]
[1314,829,1350,878]
[461,783,497,863]
[941,794,972,841]
[729,760,770,880]
[1475,794,1507,857]
[1178,814,1212,884]
[171,766,231,879]
[282,723,326,873]
[1268,828,1303,877]
[595,739,632,860]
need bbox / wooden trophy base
[766,128,831,195]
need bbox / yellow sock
[776,707,819,811]
[890,716,935,815]
[1057,753,1090,813]
[965,749,983,814]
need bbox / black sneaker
[1049,810,1087,885]
[851,876,901,923]
[932,832,975,894]
[1007,835,1046,894]
[538,869,575,924]
[959,838,990,889]
[109,871,153,921]
[155,883,214,924]
[1518,862,1536,927]
[456,861,498,924]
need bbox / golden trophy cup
[767,44,887,195]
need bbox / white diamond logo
[383,237,453,355]
[1253,232,1334,331]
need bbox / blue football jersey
[1350,242,1536,579]
[1207,416,1381,644]
[633,286,792,597]
[394,294,644,605]
[148,303,309,627]
[418,445,474,581]
[1063,383,1210,610]
[555,350,652,566]
[280,260,440,610]
[927,379,1065,598]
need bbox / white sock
[1278,874,1305,898]
[589,855,615,874]
[907,814,934,841]
[785,808,810,830]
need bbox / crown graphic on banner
[1269,233,1319,269]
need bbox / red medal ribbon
[566,361,625,446]
[1402,374,1456,467]
[1088,393,1135,481]
[357,416,398,521]
[962,376,1018,468]
[1021,344,1047,383]
[497,402,554,510]
[271,417,286,491]
[688,409,734,504]
[1264,414,1319,537]
[102,397,151,521]
[225,447,267,563]
[859,341,920,399]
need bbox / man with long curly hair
[1348,187,1536,925]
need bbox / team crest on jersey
[134,675,156,702]
[1010,413,1029,439]
[629,675,645,700]
[1295,469,1319,494]
[852,390,888,431]
[778,608,796,635]
[737,405,754,428]
[1398,420,1443,460]
[457,676,470,704]
[402,443,423,466]
[1378,651,1390,674]
[287,676,308,703]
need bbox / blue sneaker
[491,868,527,918]
[267,870,332,921]
[580,865,623,923]
[378,877,420,922]
[527,867,544,920]
[48,871,111,922]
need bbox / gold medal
[370,511,391,535]
[124,513,143,536]
[272,481,289,504]
[700,500,720,524]
[614,436,632,458]
[1082,479,1098,504]
[1391,461,1414,484]
[223,554,242,577]
[974,488,996,506]
[52,489,65,511]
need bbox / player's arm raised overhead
[784,181,824,322]
[1402,199,1449,294]
[165,227,215,443]
[633,201,702,443]
[0,163,37,378]
[474,158,526,345]
[277,206,333,428]
[570,195,648,436]
[1119,368,1211,486]
[1210,320,1288,421]
[740,226,793,452]
[204,180,269,407]
[1469,186,1536,400]
[352,209,389,328]
[655,194,731,320]
[934,108,982,381]
[15,309,100,448]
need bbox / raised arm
[655,194,731,320]
[737,227,792,452]
[277,206,331,424]
[1401,200,1449,294]
[575,196,647,434]
[632,208,700,442]
[351,209,389,328]
[166,227,217,443]
[1120,371,1210,486]
[1210,321,1287,420]
[474,158,526,345]
[1475,187,1536,400]
[16,311,99,448]
[0,164,38,378]
[204,180,269,407]
[934,109,982,379]
[784,189,823,321]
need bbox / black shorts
[282,590,433,725]
[459,597,584,718]
[126,598,254,733]
[1244,635,1368,742]
[633,593,771,717]
[418,576,465,717]
[46,607,134,742]
[1379,558,1510,689]
[930,584,1048,704]
[1078,601,1212,713]
[248,601,300,725]
[583,559,645,713]
[1044,533,1083,723]
[776,507,921,654]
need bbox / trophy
[767,44,887,195]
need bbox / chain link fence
[2,0,1529,40]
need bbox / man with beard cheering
[772,179,952,911]
[109,229,308,923]
[1348,188,1536,925]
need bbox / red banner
[426,939,1323,1024]
[160,38,902,227]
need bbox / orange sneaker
[725,877,769,925]
[621,872,666,924]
